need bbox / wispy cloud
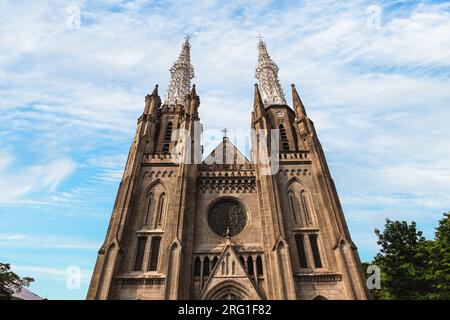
[0,150,75,203]
[1,0,449,298]
[83,154,127,183]
[0,233,100,249]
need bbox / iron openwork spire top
[164,36,194,106]
[255,39,286,106]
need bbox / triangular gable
[199,244,262,300]
[203,138,250,165]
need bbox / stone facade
[86,38,371,300]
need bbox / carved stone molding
[116,277,165,286]
[199,177,256,194]
[279,151,311,162]
[199,170,256,177]
[294,273,342,283]
[144,170,175,178]
[278,168,311,176]
[142,153,178,166]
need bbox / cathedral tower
[87,38,370,300]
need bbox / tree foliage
[0,263,34,300]
[370,212,450,300]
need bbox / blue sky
[1,0,449,299]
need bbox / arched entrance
[218,291,241,300]
[203,280,250,300]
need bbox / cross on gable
[222,128,227,138]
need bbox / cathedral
[87,37,371,300]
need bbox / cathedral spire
[255,38,286,106]
[291,84,307,118]
[164,37,194,106]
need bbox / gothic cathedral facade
[87,38,370,300]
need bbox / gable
[203,138,250,165]
[200,244,262,300]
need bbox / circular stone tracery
[207,199,248,237]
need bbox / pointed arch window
[203,257,210,276]
[247,256,254,275]
[144,193,153,226]
[148,236,161,271]
[279,124,289,151]
[309,234,322,268]
[164,122,173,142]
[295,234,308,269]
[162,122,173,153]
[134,237,147,271]
[212,256,218,270]
[194,257,201,276]
[288,190,298,224]
[300,190,312,225]
[256,256,263,275]
[156,193,166,227]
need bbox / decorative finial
[191,84,197,96]
[150,84,159,96]
[291,83,307,117]
[257,33,264,41]
[222,128,228,139]
[226,227,230,239]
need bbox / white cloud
[0,0,449,264]
[84,154,127,183]
[0,151,75,202]
[0,233,100,249]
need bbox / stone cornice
[294,273,342,283]
[279,151,311,162]
[198,175,256,194]
[142,153,177,166]
[116,277,165,286]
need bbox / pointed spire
[291,84,307,117]
[188,84,200,116]
[144,84,161,116]
[151,84,159,96]
[255,38,286,106]
[164,37,194,106]
[253,83,265,119]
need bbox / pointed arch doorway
[219,291,241,300]
[203,280,251,300]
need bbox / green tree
[423,212,450,299]
[0,263,34,300]
[371,212,450,300]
